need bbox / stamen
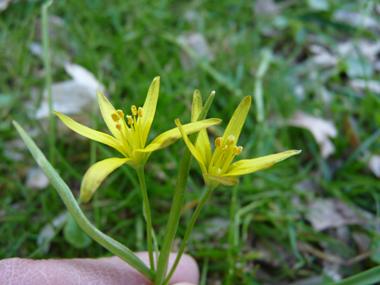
[117,110,124,118]
[233,146,243,155]
[138,107,143,118]
[115,124,122,131]
[215,137,223,148]
[221,145,228,153]
[127,115,133,126]
[226,135,235,146]
[111,113,120,122]
[131,105,137,116]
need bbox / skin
[0,252,199,285]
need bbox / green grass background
[1,0,380,284]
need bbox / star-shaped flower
[54,77,221,201]
[175,95,301,190]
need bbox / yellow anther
[215,137,224,148]
[226,135,235,146]
[115,124,122,131]
[117,110,124,118]
[233,146,239,155]
[138,107,143,118]
[111,113,120,122]
[131,105,137,116]
[221,145,228,153]
[237,146,243,155]
[127,115,133,125]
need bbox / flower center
[110,105,144,157]
[208,135,243,175]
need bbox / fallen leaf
[323,261,341,282]
[375,60,380,72]
[37,212,68,254]
[178,33,213,71]
[35,63,106,130]
[288,111,338,158]
[320,86,332,104]
[25,167,50,190]
[338,41,380,62]
[0,0,11,11]
[192,218,229,241]
[309,45,338,68]
[334,10,378,29]
[345,57,373,78]
[368,155,380,177]
[308,0,329,11]
[306,199,368,231]
[294,84,305,101]
[350,79,380,94]
[253,0,278,15]
[184,10,201,23]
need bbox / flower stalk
[163,185,214,285]
[154,90,215,285]
[136,166,155,271]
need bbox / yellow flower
[175,95,301,190]
[54,77,221,202]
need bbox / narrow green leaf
[13,120,155,281]
[325,265,380,285]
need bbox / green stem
[154,92,215,285]
[13,121,155,281]
[136,166,155,272]
[41,0,55,166]
[163,186,214,285]
[226,185,238,284]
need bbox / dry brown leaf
[288,111,337,158]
